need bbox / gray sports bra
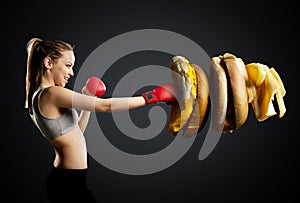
[30,88,79,140]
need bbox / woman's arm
[95,96,146,112]
[45,84,175,114]
[45,86,146,113]
[78,110,91,132]
[76,88,146,132]
[77,86,94,133]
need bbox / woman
[24,37,176,202]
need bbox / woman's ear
[43,57,52,70]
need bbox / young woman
[24,37,176,202]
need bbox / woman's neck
[40,76,55,88]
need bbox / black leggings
[46,167,97,203]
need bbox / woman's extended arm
[45,84,175,115]
[94,96,146,112]
[45,86,147,113]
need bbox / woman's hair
[25,37,74,111]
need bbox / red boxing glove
[142,84,178,105]
[85,76,106,97]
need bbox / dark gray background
[2,0,299,202]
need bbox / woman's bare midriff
[49,129,88,169]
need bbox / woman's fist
[142,84,178,105]
[82,76,106,97]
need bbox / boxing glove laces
[142,84,178,105]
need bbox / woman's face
[51,50,75,87]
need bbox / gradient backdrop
[2,0,299,202]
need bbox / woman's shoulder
[40,86,74,104]
[42,86,73,96]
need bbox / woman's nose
[69,69,74,77]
